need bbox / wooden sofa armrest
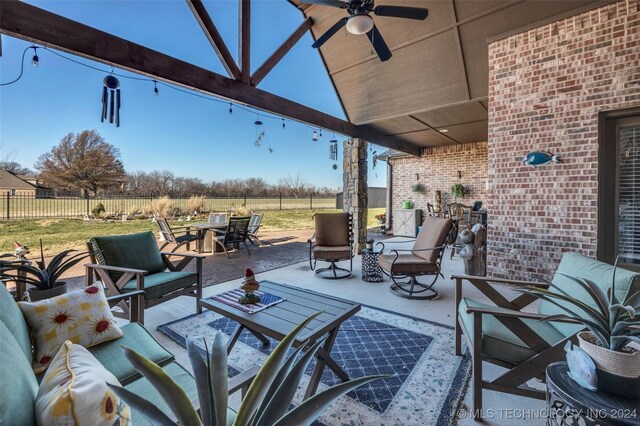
[106,290,145,323]
[451,274,547,287]
[228,365,261,396]
[160,252,205,260]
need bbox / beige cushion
[314,213,350,246]
[36,341,131,426]
[378,254,438,274]
[19,284,123,374]
[412,217,452,262]
[313,245,351,260]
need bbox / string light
[229,103,233,114]
[31,46,39,68]
[282,118,285,129]
[312,130,318,141]
[153,80,159,96]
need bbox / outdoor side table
[546,362,639,426]
[361,248,384,282]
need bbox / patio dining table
[190,222,227,253]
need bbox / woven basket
[578,332,640,378]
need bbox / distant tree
[35,130,125,196]
[0,161,33,175]
[244,177,269,196]
[278,173,308,199]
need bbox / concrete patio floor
[128,235,545,426]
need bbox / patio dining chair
[308,213,353,279]
[86,231,203,324]
[212,216,252,258]
[156,217,200,253]
[209,212,227,225]
[247,213,264,245]
[377,216,453,299]
[448,203,472,259]
[452,252,640,419]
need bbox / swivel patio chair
[452,252,640,419]
[86,231,203,324]
[156,217,200,253]
[378,216,453,299]
[212,216,252,258]
[308,213,353,279]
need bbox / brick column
[343,138,368,253]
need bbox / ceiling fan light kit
[304,0,428,62]
[346,14,374,35]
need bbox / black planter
[27,282,67,301]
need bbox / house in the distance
[0,170,53,198]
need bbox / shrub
[128,206,140,216]
[147,196,175,218]
[231,204,250,217]
[186,195,205,215]
[91,203,105,217]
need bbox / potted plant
[521,266,640,397]
[109,312,387,425]
[451,184,465,202]
[0,240,90,301]
[412,183,425,193]
[375,213,386,225]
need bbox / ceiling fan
[302,0,428,62]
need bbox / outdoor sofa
[0,283,256,426]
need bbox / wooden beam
[185,0,241,80]
[239,0,250,83]
[250,17,312,86]
[0,0,419,155]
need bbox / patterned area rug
[158,299,471,426]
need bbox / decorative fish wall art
[522,151,561,167]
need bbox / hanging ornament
[254,119,264,147]
[312,130,318,141]
[329,138,338,161]
[101,75,121,127]
[372,150,378,168]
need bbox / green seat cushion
[0,283,32,361]
[458,298,567,365]
[91,231,166,281]
[0,321,38,426]
[541,252,640,336]
[122,271,198,301]
[124,361,236,426]
[88,322,174,385]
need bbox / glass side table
[361,248,384,282]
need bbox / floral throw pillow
[36,340,131,426]
[19,284,123,373]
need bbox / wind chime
[254,113,274,154]
[329,137,338,170]
[101,75,121,127]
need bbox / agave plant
[109,312,387,425]
[0,240,90,290]
[520,265,640,352]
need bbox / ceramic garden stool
[361,248,384,283]
[545,362,639,426]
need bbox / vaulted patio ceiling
[290,0,615,150]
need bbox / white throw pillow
[36,340,131,426]
[19,284,123,373]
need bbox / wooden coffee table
[199,281,361,398]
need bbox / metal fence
[0,193,336,220]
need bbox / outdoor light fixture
[439,129,448,133]
[346,14,374,35]
[31,46,39,68]
[312,130,319,141]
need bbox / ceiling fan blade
[373,5,429,20]
[300,0,347,8]
[312,17,348,48]
[366,24,392,62]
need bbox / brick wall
[488,1,640,280]
[389,142,488,212]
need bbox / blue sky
[0,0,387,189]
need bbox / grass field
[0,208,385,255]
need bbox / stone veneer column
[343,138,368,253]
